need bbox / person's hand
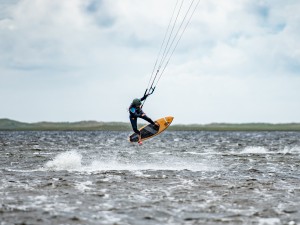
[142,114,145,116]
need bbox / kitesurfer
[129,94,159,145]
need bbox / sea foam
[44,150,214,172]
[241,146,269,154]
[45,151,82,170]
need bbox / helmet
[132,98,142,106]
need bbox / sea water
[0,131,300,225]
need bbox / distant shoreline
[1,118,300,131]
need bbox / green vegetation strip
[1,119,300,131]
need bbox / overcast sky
[0,0,299,124]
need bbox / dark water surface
[0,131,300,225]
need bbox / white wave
[257,217,281,225]
[86,160,211,172]
[45,151,82,170]
[44,151,218,172]
[282,146,300,154]
[241,146,269,154]
[240,146,300,154]
[43,146,300,172]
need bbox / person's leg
[140,114,155,125]
[140,114,160,130]
[130,116,140,134]
[130,116,142,142]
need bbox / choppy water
[0,131,300,225]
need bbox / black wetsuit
[129,95,155,136]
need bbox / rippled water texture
[1,131,300,225]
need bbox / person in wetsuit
[129,94,159,144]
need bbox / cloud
[2,0,298,76]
